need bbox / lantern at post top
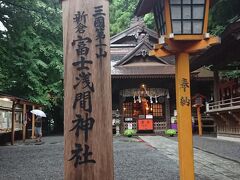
[192,94,205,107]
[153,0,210,40]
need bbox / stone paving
[193,136,240,163]
[139,136,240,180]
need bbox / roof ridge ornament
[137,26,150,43]
[130,16,144,27]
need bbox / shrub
[165,129,177,137]
[123,129,136,137]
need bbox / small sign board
[125,117,133,122]
[174,110,177,116]
[137,119,153,131]
[138,115,145,119]
[146,114,153,119]
[171,116,177,124]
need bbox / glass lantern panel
[182,20,191,34]
[183,0,191,4]
[170,0,181,4]
[153,0,166,35]
[193,6,204,19]
[172,21,182,34]
[193,21,203,34]
[182,5,191,19]
[171,6,181,19]
[193,0,205,4]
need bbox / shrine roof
[0,92,43,107]
[111,64,175,79]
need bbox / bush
[123,129,136,137]
[165,129,177,137]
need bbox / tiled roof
[111,54,126,62]
[109,17,176,77]
[111,65,175,77]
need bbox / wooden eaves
[0,92,43,107]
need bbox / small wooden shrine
[111,18,214,134]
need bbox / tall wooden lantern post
[62,0,114,179]
[192,94,205,136]
[136,0,220,179]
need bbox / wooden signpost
[62,0,114,179]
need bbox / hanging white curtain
[120,88,170,98]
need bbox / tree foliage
[109,0,240,36]
[0,0,63,132]
[110,0,140,36]
[0,0,63,107]
[208,0,240,35]
[208,0,240,78]
[109,0,156,36]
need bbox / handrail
[207,96,240,106]
[206,96,240,112]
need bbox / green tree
[208,0,240,78]
[209,0,240,35]
[0,0,63,132]
[0,0,63,106]
[110,0,139,36]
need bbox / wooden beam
[203,0,210,34]
[31,105,35,139]
[149,48,172,58]
[165,36,221,53]
[11,101,16,145]
[165,0,172,36]
[173,35,205,41]
[151,36,220,58]
[197,106,203,136]
[0,94,43,107]
[22,104,27,142]
[62,0,114,179]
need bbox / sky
[0,21,7,31]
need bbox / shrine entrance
[120,85,171,134]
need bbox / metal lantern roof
[135,0,214,17]
[135,0,214,41]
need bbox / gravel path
[0,136,180,180]
[0,137,64,180]
[0,135,239,180]
[114,136,179,180]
